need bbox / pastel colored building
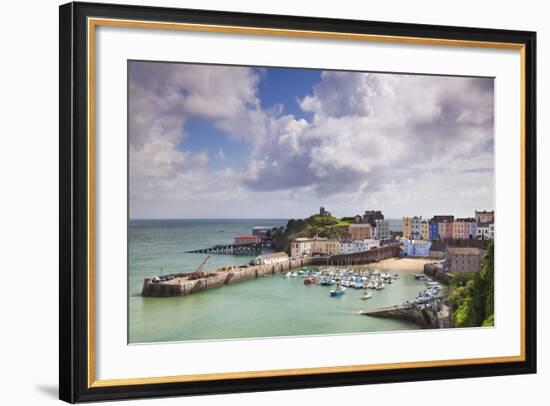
[402,239,432,257]
[403,216,422,240]
[313,238,340,256]
[453,219,467,239]
[429,220,439,240]
[353,239,380,253]
[290,237,314,258]
[339,239,355,255]
[420,220,430,240]
[349,223,372,240]
[438,220,453,240]
[374,219,390,240]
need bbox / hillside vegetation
[271,215,352,251]
[448,240,494,327]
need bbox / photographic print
[129,61,495,344]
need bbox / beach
[368,257,438,272]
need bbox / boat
[304,277,315,285]
[367,282,376,289]
[283,272,290,277]
[352,282,363,289]
[290,272,298,278]
[375,282,385,290]
[361,291,373,300]
[330,285,346,297]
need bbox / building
[349,223,372,240]
[476,222,495,240]
[420,220,430,240]
[254,252,289,265]
[448,247,482,273]
[433,215,454,224]
[319,206,332,217]
[252,226,275,244]
[438,220,453,240]
[453,218,467,239]
[402,239,432,257]
[234,235,261,245]
[466,219,478,240]
[290,238,314,258]
[362,210,384,227]
[290,237,340,257]
[475,210,494,224]
[339,239,355,255]
[353,239,380,253]
[312,238,340,256]
[429,220,439,240]
[403,216,422,239]
[374,219,390,240]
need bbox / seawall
[142,256,329,297]
[360,301,451,329]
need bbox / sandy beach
[367,257,439,272]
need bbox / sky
[128,61,495,219]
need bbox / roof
[234,235,259,239]
[349,223,371,228]
[448,247,481,255]
[256,252,288,259]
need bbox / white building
[476,222,494,240]
[290,238,314,258]
[374,219,390,240]
[353,239,380,252]
[339,239,355,255]
[402,239,432,257]
[254,252,289,265]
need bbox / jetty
[360,299,451,329]
[187,242,263,255]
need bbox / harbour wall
[361,301,451,329]
[142,246,400,298]
[142,256,328,297]
[424,264,453,285]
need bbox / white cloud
[129,63,494,219]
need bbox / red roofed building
[234,235,261,245]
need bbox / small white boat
[375,282,385,290]
[361,291,373,300]
[290,272,298,278]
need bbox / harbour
[129,219,441,344]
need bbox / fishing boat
[361,291,373,300]
[375,282,385,290]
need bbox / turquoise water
[129,219,421,344]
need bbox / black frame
[59,1,537,403]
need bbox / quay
[142,245,400,297]
[360,299,451,329]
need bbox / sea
[129,218,417,344]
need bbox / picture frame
[59,1,537,403]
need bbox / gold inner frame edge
[86,17,527,388]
